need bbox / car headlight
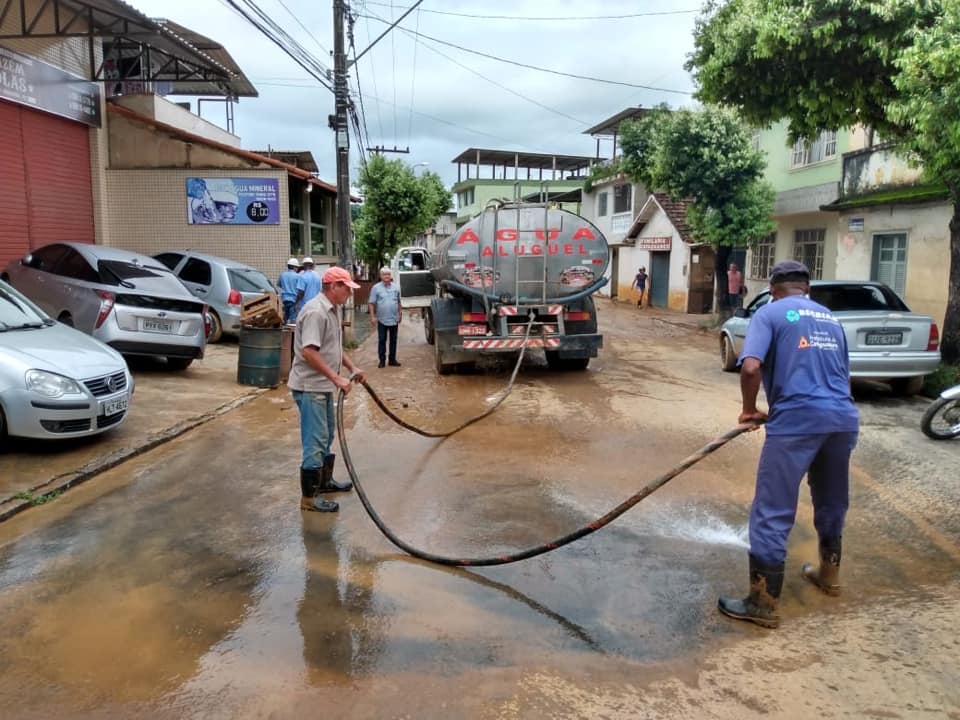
[25,370,83,398]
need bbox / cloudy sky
[132,0,700,189]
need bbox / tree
[353,155,451,271]
[687,0,960,362]
[618,105,776,312]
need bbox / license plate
[458,324,488,336]
[103,394,129,416]
[142,319,174,333]
[865,331,902,346]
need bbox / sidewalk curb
[0,388,269,524]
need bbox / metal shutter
[0,101,30,272]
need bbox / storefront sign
[635,235,672,251]
[0,45,101,127]
[186,177,281,225]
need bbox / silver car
[719,280,941,395]
[153,251,277,342]
[3,243,207,370]
[0,279,133,441]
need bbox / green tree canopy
[687,0,960,361]
[353,155,451,271]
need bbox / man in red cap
[288,266,366,512]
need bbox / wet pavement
[0,299,957,719]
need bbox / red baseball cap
[322,266,360,288]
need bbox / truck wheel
[434,341,454,375]
[424,308,435,345]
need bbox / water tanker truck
[419,202,609,374]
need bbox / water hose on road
[335,317,762,567]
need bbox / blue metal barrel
[237,327,282,387]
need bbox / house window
[793,228,825,279]
[791,131,838,168]
[871,233,908,295]
[597,192,608,217]
[750,233,776,280]
[457,188,475,208]
[613,183,631,214]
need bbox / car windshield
[228,268,274,293]
[0,284,51,330]
[810,284,909,312]
[98,259,170,286]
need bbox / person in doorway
[278,258,301,323]
[294,257,322,314]
[632,267,648,308]
[727,262,745,311]
[289,266,365,513]
[718,260,859,628]
[368,267,402,368]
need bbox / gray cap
[770,259,810,283]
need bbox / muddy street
[0,299,957,719]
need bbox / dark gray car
[154,251,276,342]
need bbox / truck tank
[431,203,609,303]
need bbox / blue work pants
[283,300,296,323]
[749,432,858,565]
[291,390,335,470]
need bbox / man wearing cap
[288,266,366,512]
[368,267,402,368]
[278,258,301,323]
[294,257,322,314]
[718,260,859,628]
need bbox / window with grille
[750,233,776,279]
[793,229,825,279]
[597,192,608,217]
[613,184,631,214]
[871,233,908,295]
[790,130,838,168]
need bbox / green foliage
[583,161,623,193]
[619,105,776,247]
[922,363,960,398]
[353,156,452,269]
[14,489,62,506]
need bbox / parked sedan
[0,279,133,441]
[153,251,277,342]
[3,243,207,370]
[719,280,941,395]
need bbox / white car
[0,279,133,441]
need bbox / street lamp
[413,162,429,175]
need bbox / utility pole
[333,0,353,274]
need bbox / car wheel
[720,335,738,372]
[58,312,74,327]
[0,406,7,450]
[890,375,925,396]
[207,311,223,343]
[166,357,194,371]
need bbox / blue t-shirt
[295,270,322,306]
[368,281,401,325]
[278,269,299,303]
[740,295,859,435]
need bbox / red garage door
[0,100,94,272]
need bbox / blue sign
[186,177,280,225]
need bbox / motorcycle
[920,384,960,440]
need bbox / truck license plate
[142,319,174,333]
[865,331,902,346]
[103,394,129,416]
[458,324,488,336]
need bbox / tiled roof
[652,192,695,244]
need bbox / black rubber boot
[718,555,785,629]
[802,536,842,596]
[317,453,352,493]
[300,468,338,512]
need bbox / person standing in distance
[288,266,366,512]
[718,260,859,628]
[293,257,322,315]
[632,267,648,308]
[278,258,301,323]
[727,262,745,312]
[368,267,402,368]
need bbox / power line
[362,1,699,21]
[406,6,420,142]
[362,13,385,140]
[358,15,692,94]
[273,0,331,56]
[346,9,373,153]
[389,0,398,142]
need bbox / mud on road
[0,299,956,719]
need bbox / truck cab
[391,246,435,311]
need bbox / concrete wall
[104,168,292,280]
[617,210,691,311]
[757,120,854,193]
[581,178,649,297]
[842,146,923,197]
[452,179,583,223]
[112,94,240,147]
[833,202,951,326]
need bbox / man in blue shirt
[368,267,402,368]
[718,260,859,629]
[294,257,322,315]
[278,258,301,323]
